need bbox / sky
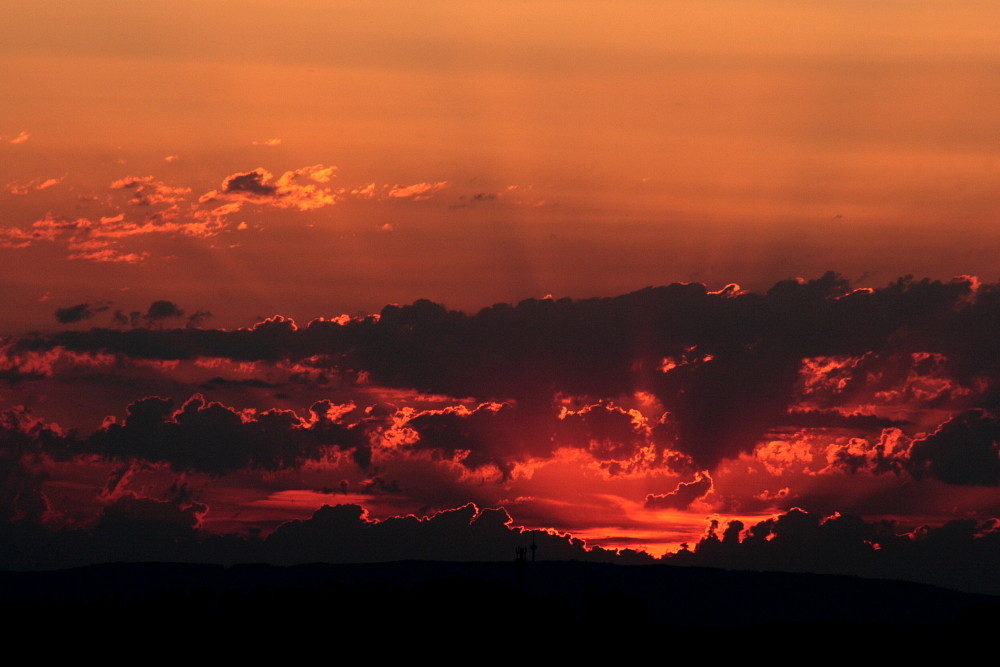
[2,1,1000,593]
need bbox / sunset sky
[3,2,1000,592]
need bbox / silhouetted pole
[515,545,527,592]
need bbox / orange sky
[3,1,1000,330]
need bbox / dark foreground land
[2,560,998,628]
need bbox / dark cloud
[825,427,908,476]
[49,300,206,331]
[405,402,556,477]
[9,273,998,472]
[259,502,636,565]
[112,310,141,327]
[401,399,660,476]
[55,302,109,324]
[651,349,804,466]
[0,496,654,570]
[0,410,52,524]
[783,409,906,431]
[186,310,212,327]
[909,410,1000,485]
[146,300,184,322]
[675,508,1000,595]
[106,303,209,328]
[89,395,365,476]
[94,493,207,560]
[221,169,278,197]
[198,376,283,390]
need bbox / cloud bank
[2,274,1000,593]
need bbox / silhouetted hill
[2,560,997,629]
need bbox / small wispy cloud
[340,181,450,202]
[3,175,64,195]
[110,175,191,207]
[386,181,450,201]
[0,163,453,262]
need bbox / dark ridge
[1,560,996,629]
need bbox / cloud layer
[2,274,1000,592]
[0,164,453,263]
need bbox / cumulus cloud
[823,427,908,476]
[9,273,1000,577]
[88,394,365,476]
[218,169,277,197]
[201,165,337,211]
[256,501,638,565]
[909,410,1000,486]
[676,508,1000,595]
[95,492,208,549]
[0,408,56,525]
[12,272,998,474]
[404,402,557,478]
